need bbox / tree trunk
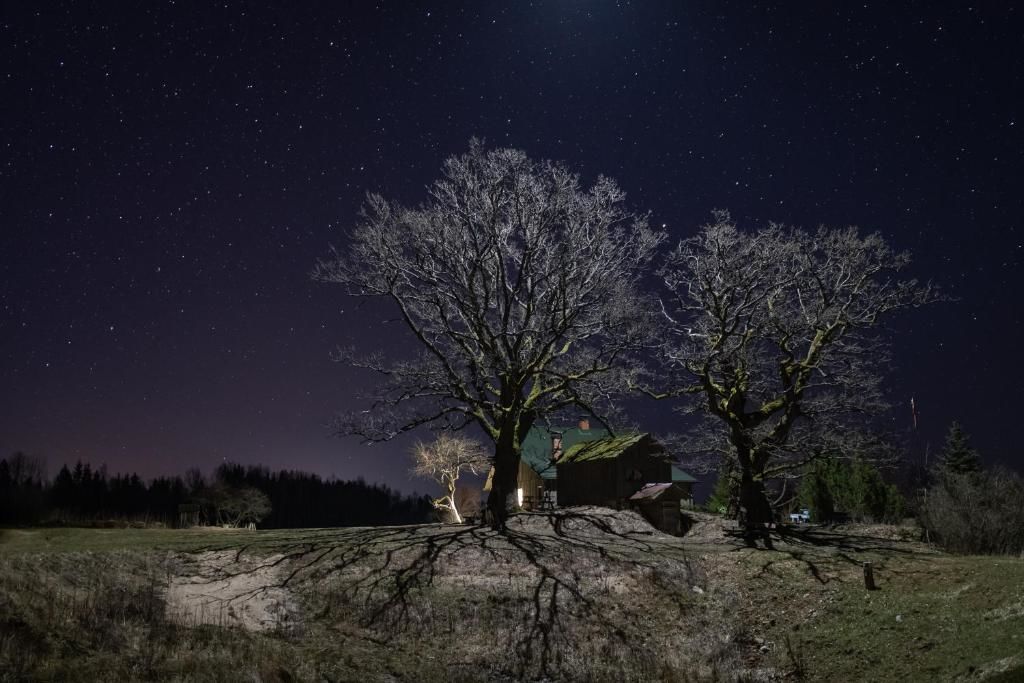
[488,427,521,530]
[738,468,773,547]
[446,494,462,524]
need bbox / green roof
[671,466,697,483]
[519,427,698,483]
[560,434,648,463]
[520,424,609,479]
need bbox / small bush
[918,467,1024,555]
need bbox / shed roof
[628,483,676,500]
[558,435,698,482]
[560,433,650,463]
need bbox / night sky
[2,2,1022,494]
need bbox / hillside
[1,510,1022,681]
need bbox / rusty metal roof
[628,482,676,500]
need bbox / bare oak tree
[210,484,272,528]
[655,212,936,532]
[411,433,489,523]
[314,141,661,527]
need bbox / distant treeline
[0,452,433,528]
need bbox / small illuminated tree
[411,433,489,523]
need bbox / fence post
[863,561,876,590]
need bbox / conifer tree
[940,421,981,474]
[705,462,737,514]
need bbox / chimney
[578,417,590,431]
[551,432,563,461]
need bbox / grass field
[2,511,1022,681]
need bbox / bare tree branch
[314,140,663,526]
[654,211,941,531]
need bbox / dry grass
[0,550,305,681]
[3,510,1024,681]
[288,509,746,681]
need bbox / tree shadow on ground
[711,522,938,587]
[177,509,710,679]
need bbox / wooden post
[863,561,876,590]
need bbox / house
[556,433,697,534]
[483,422,698,534]
[483,417,608,509]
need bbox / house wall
[482,458,547,509]
[631,486,688,534]
[518,459,545,509]
[557,446,674,507]
[674,482,694,500]
[557,460,618,507]
[613,450,672,499]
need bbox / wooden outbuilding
[177,503,201,528]
[629,482,689,534]
[556,433,672,507]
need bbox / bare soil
[165,551,298,631]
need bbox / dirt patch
[165,551,298,632]
[828,522,922,542]
[967,654,1024,681]
[506,505,670,537]
[982,599,1024,622]
[680,510,738,544]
